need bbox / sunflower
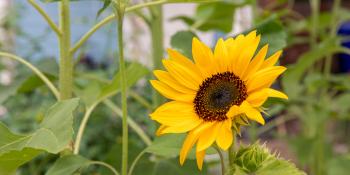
[150,30,288,170]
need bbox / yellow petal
[235,35,261,77]
[226,105,241,118]
[163,60,201,90]
[155,125,167,136]
[167,49,205,79]
[150,111,198,126]
[216,120,233,150]
[196,150,206,170]
[260,50,282,69]
[239,101,265,125]
[246,89,269,107]
[160,118,202,134]
[242,44,269,81]
[154,70,195,94]
[192,37,216,77]
[150,80,195,102]
[214,38,229,72]
[153,101,193,113]
[229,34,245,75]
[179,122,213,165]
[267,88,288,99]
[197,122,221,152]
[247,66,287,93]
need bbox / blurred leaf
[46,155,90,175]
[170,30,197,58]
[194,2,236,32]
[254,15,287,56]
[331,93,350,119]
[99,62,149,102]
[97,0,111,17]
[328,155,350,175]
[170,16,195,26]
[0,98,79,175]
[0,80,24,104]
[18,74,56,93]
[145,134,186,158]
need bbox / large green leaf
[0,98,80,175]
[46,155,91,175]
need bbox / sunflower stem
[113,0,129,174]
[214,146,225,175]
[59,0,73,100]
[228,131,237,174]
[150,5,164,108]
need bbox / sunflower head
[150,30,288,170]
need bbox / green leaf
[145,134,186,158]
[97,0,112,17]
[328,155,350,175]
[46,155,91,175]
[331,93,350,119]
[99,62,149,102]
[17,74,56,93]
[170,31,197,58]
[194,2,236,32]
[254,15,287,56]
[0,98,80,175]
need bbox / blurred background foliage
[0,0,350,174]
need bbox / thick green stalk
[150,6,164,108]
[59,0,73,100]
[114,4,128,174]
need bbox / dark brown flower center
[194,72,247,122]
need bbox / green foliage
[46,155,90,175]
[173,1,247,33]
[254,15,287,56]
[170,30,197,58]
[232,143,306,175]
[0,98,79,175]
[328,155,350,175]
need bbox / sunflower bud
[233,143,270,173]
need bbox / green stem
[114,4,128,174]
[27,0,62,36]
[228,131,237,174]
[0,52,59,99]
[103,99,152,146]
[59,0,73,100]
[73,104,97,154]
[214,146,225,175]
[129,90,153,110]
[324,0,341,78]
[309,0,319,50]
[89,161,120,175]
[127,149,147,175]
[150,5,164,108]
